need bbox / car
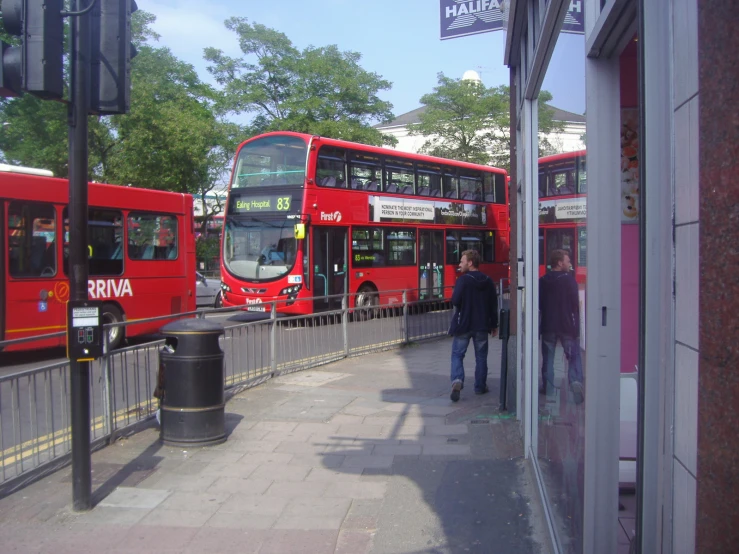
[195,271,222,308]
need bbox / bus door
[4,201,65,347]
[0,200,5,342]
[312,227,347,312]
[419,230,444,300]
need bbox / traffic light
[0,0,64,99]
[90,0,137,115]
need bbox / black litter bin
[158,319,226,447]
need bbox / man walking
[539,249,584,404]
[449,250,499,402]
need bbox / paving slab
[0,336,550,553]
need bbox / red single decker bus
[1,166,196,351]
[538,150,586,284]
[220,132,509,314]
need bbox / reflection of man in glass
[539,249,584,403]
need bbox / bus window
[385,158,415,195]
[445,230,494,263]
[352,228,384,267]
[417,164,442,197]
[63,208,123,276]
[386,230,416,265]
[231,134,307,187]
[543,228,576,270]
[128,213,178,261]
[578,156,587,193]
[550,169,576,196]
[459,170,483,201]
[349,152,381,191]
[538,171,547,198]
[317,146,346,188]
[8,201,56,278]
[442,169,459,198]
[578,227,587,266]
[484,173,496,202]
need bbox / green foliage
[196,236,221,270]
[0,11,235,229]
[407,73,509,166]
[205,18,397,147]
[408,73,566,169]
[537,90,566,157]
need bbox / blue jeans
[450,331,489,392]
[541,332,584,387]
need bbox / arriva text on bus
[88,279,133,299]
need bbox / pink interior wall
[620,40,639,373]
[621,225,639,373]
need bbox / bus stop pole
[68,1,92,511]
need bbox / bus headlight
[221,282,231,292]
[279,284,302,296]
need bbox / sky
[143,0,585,122]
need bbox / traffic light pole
[68,0,92,512]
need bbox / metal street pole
[68,0,92,512]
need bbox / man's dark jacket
[539,270,580,336]
[449,271,499,335]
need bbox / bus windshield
[223,218,297,281]
[231,135,308,188]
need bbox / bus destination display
[231,194,298,213]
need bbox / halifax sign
[440,0,584,40]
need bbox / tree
[407,73,565,169]
[0,11,237,237]
[407,73,509,166]
[205,18,397,147]
[537,90,566,157]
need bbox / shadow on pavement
[320,339,546,553]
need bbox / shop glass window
[128,213,178,260]
[8,201,57,278]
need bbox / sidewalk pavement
[0,337,550,554]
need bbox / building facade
[375,102,586,162]
[504,0,737,553]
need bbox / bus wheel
[355,286,379,321]
[102,304,124,350]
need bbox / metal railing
[0,288,453,489]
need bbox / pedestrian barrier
[0,288,453,489]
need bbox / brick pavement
[0,337,550,553]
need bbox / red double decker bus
[220,132,509,314]
[1,166,196,351]
[538,150,586,283]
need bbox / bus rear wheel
[102,304,124,350]
[355,285,379,321]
